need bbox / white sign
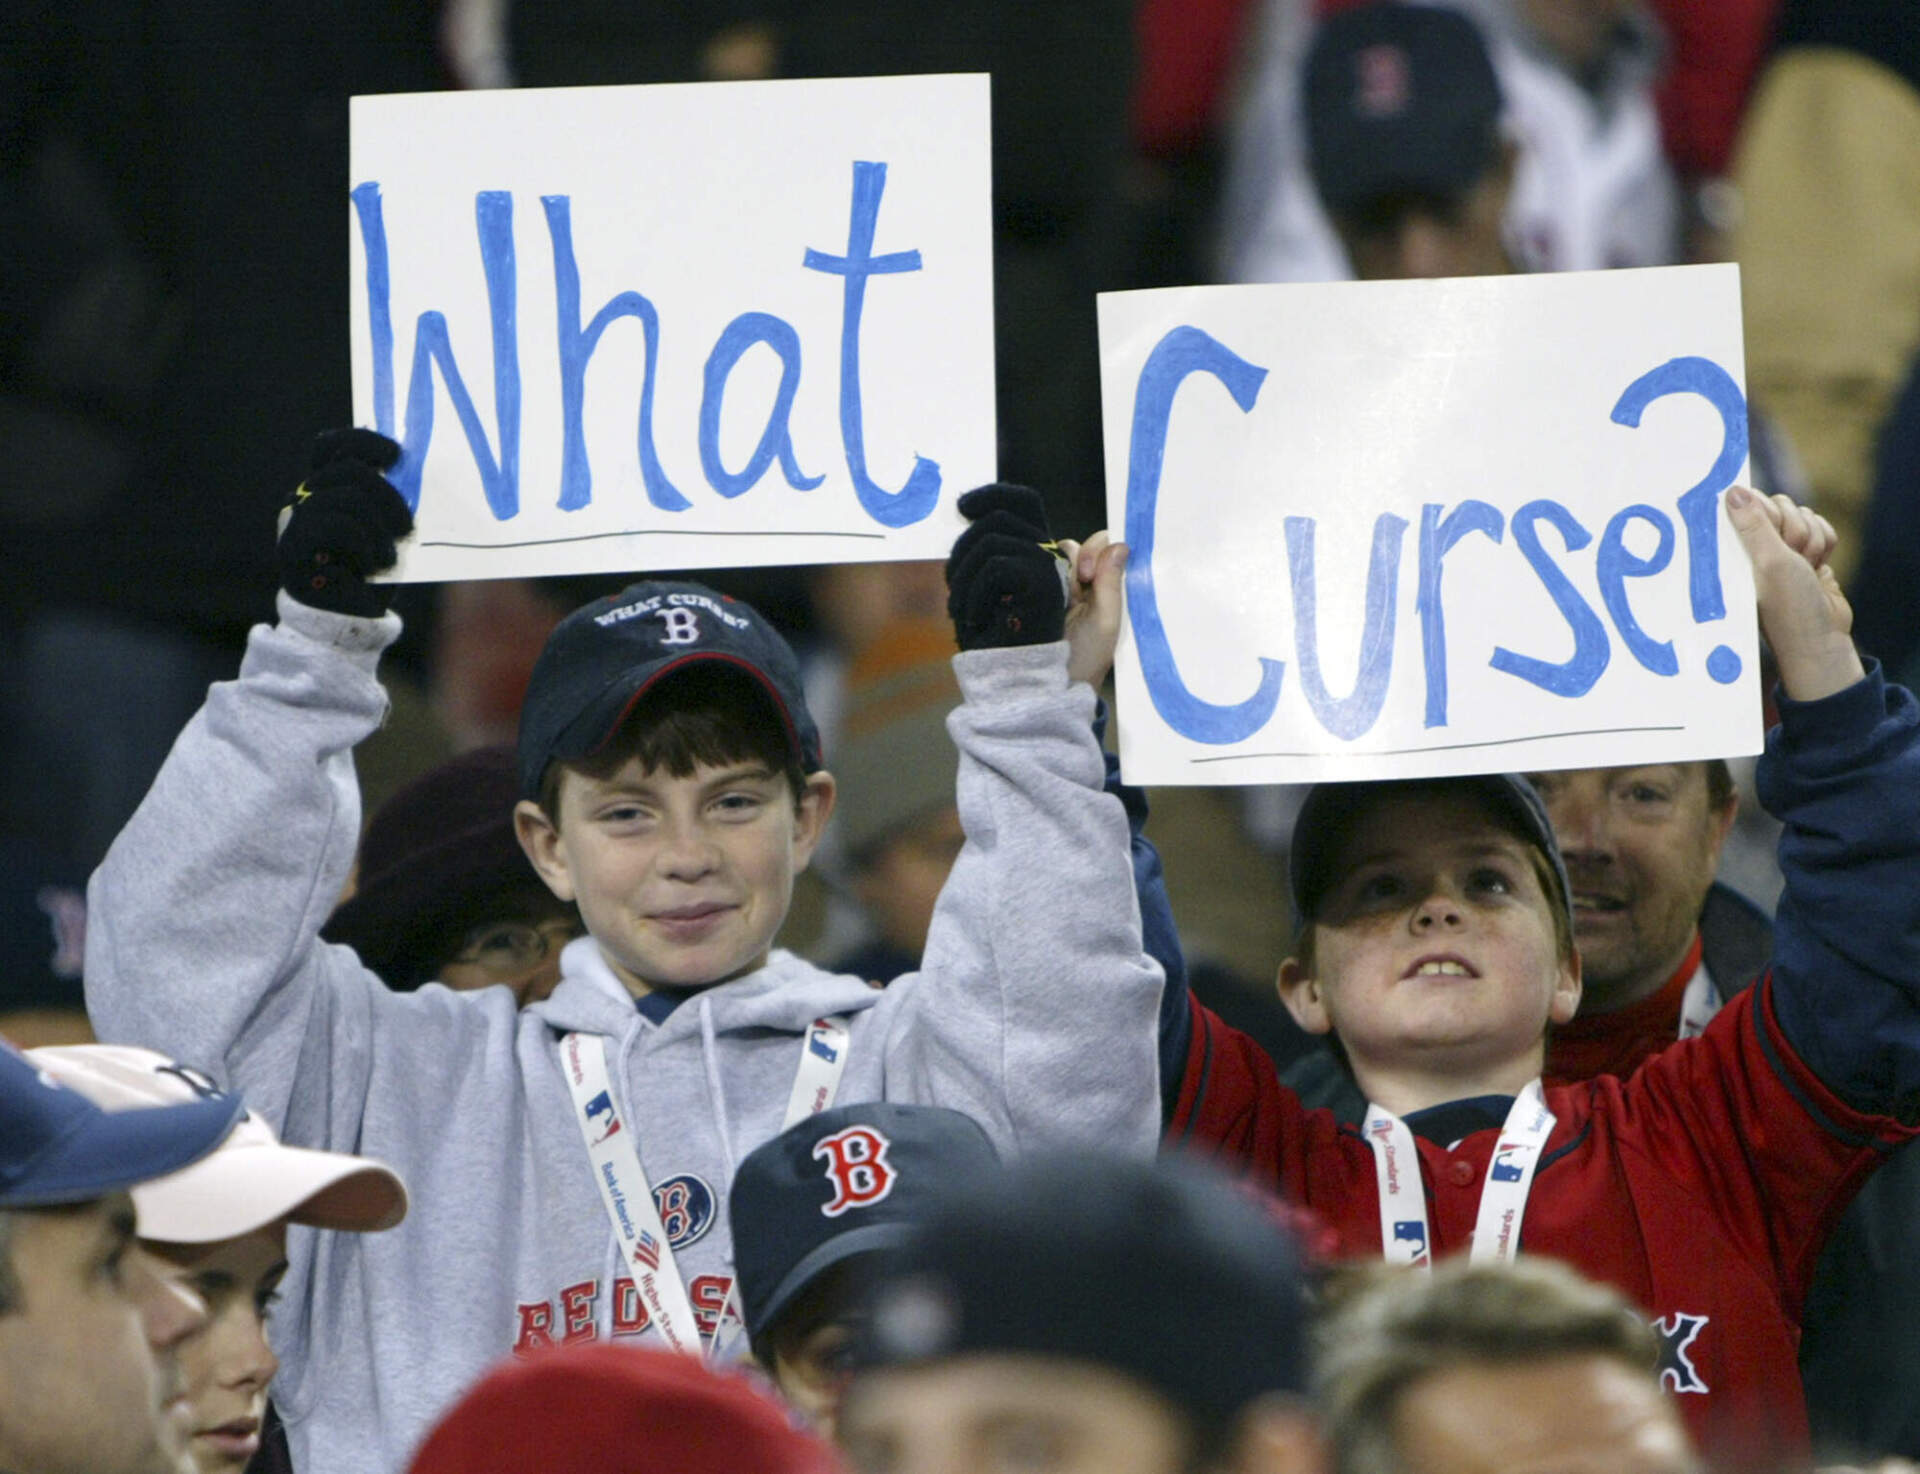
[349,75,993,582]
[1098,265,1763,785]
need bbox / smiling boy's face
[1279,790,1580,1103]
[516,756,834,996]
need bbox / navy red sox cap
[854,1153,1310,1423]
[1304,1,1505,216]
[1288,773,1574,934]
[0,1039,242,1210]
[730,1103,1000,1361]
[517,580,822,799]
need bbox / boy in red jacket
[1152,488,1920,1470]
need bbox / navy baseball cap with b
[0,1039,242,1209]
[517,580,822,799]
[730,1103,999,1359]
[1304,1,1505,215]
[1287,773,1573,933]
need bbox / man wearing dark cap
[1224,0,1677,284]
[731,1102,1000,1436]
[1302,2,1516,282]
[85,442,1162,1474]
[0,1039,241,1474]
[839,1153,1323,1474]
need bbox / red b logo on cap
[814,1125,896,1217]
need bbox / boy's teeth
[1416,960,1470,976]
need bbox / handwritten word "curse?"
[1123,329,1749,745]
[351,161,939,530]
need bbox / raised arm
[83,432,486,1141]
[1620,488,1920,1308]
[1723,486,1920,1112]
[879,485,1165,1155]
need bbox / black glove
[276,428,413,618]
[945,483,1068,651]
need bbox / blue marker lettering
[698,312,824,498]
[1416,500,1505,728]
[1490,499,1611,698]
[352,183,521,518]
[1285,513,1406,740]
[543,195,687,513]
[1122,325,1282,745]
[1595,504,1678,676]
[803,161,938,528]
[1609,356,1748,684]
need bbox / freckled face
[1285,793,1579,1085]
[519,759,833,993]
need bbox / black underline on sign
[1185,724,1689,764]
[419,528,891,550]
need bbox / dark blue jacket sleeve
[1760,663,1920,1117]
[1092,705,1193,1111]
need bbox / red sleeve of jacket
[1613,973,1915,1314]
[1164,992,1300,1187]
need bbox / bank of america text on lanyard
[562,1018,851,1354]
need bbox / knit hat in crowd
[731,1102,1000,1361]
[408,1343,845,1474]
[830,619,961,863]
[854,1153,1310,1426]
[321,745,546,987]
[517,580,821,799]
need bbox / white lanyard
[1677,959,1719,1041]
[1362,1080,1556,1270]
[563,1014,851,1356]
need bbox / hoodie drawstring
[698,994,738,1185]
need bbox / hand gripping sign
[349,75,992,583]
[1097,265,1763,785]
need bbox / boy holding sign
[1148,488,1920,1470]
[82,432,1163,1474]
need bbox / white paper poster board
[349,75,993,582]
[1098,265,1763,785]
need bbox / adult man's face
[0,1193,209,1474]
[1388,1351,1698,1474]
[1526,765,1737,1012]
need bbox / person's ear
[1549,946,1583,1026]
[1221,1396,1327,1474]
[791,772,837,873]
[514,799,575,902]
[1277,957,1333,1036]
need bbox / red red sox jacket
[1168,977,1914,1471]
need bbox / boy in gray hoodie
[84,431,1163,1474]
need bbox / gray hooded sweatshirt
[85,594,1164,1474]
